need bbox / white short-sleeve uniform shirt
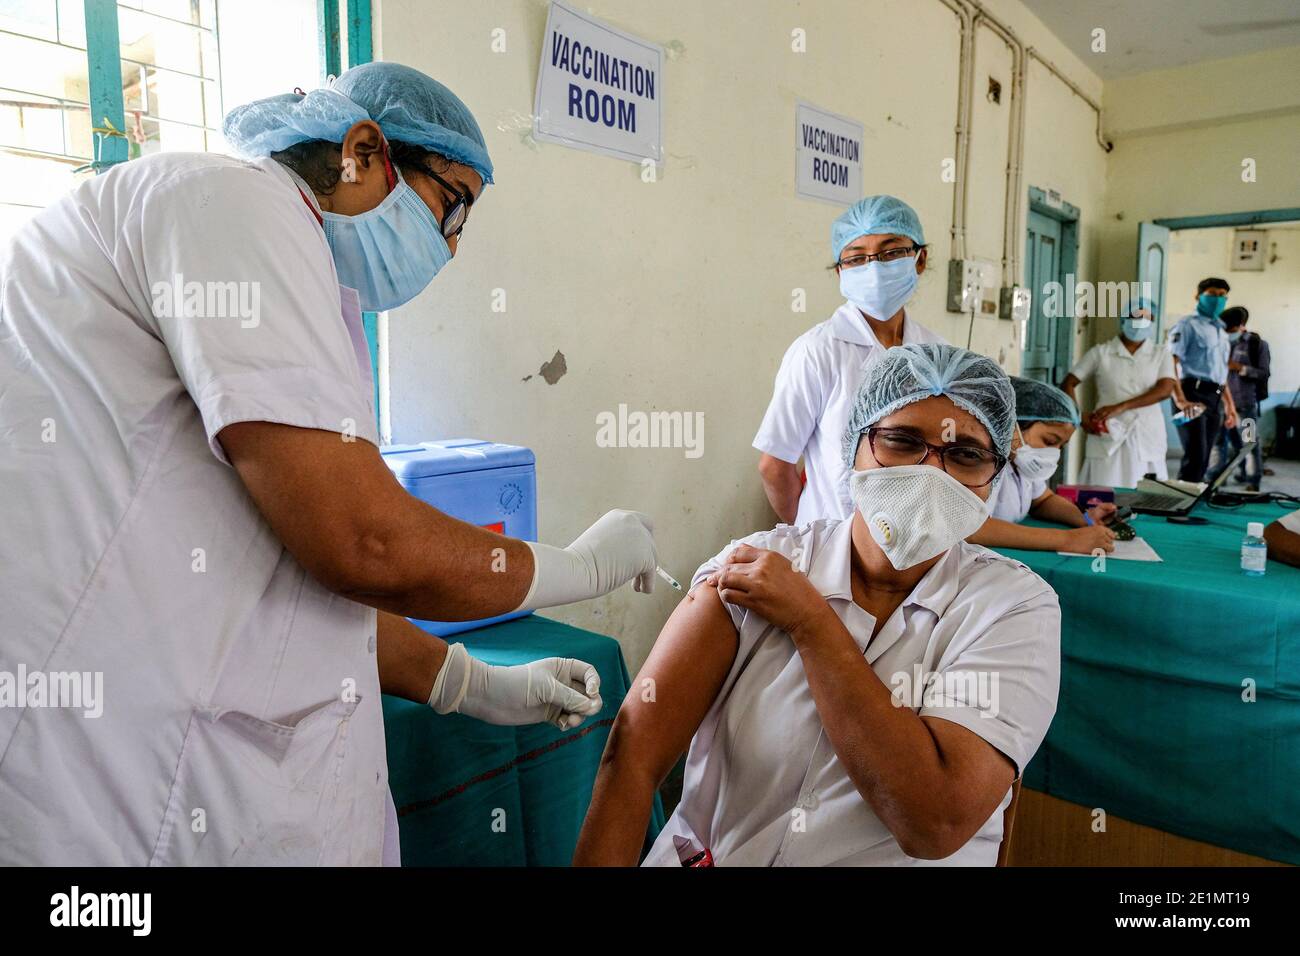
[988,466,1047,523]
[753,304,945,525]
[644,517,1060,867]
[0,152,388,865]
[1069,336,1176,486]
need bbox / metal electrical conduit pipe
[934,0,1113,289]
[937,0,975,262]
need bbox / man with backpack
[1211,306,1271,490]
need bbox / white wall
[376,0,1108,668]
[1096,46,1300,347]
[1167,224,1300,394]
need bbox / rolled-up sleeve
[919,586,1061,775]
[136,163,376,464]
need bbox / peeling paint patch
[664,39,686,60]
[539,350,567,385]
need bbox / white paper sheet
[1058,536,1163,562]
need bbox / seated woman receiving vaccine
[574,344,1061,867]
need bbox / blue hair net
[1128,296,1155,319]
[842,343,1017,466]
[831,195,925,261]
[223,61,494,184]
[1011,376,1080,426]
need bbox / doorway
[1023,186,1080,386]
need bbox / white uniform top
[644,517,1060,867]
[988,465,1047,523]
[0,152,388,864]
[1069,336,1175,487]
[1280,510,1300,535]
[754,304,945,525]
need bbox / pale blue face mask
[322,167,451,312]
[839,256,919,320]
[1121,317,1154,341]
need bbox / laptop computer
[1121,442,1256,516]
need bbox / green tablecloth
[997,499,1300,863]
[382,615,664,866]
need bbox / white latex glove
[514,509,658,612]
[428,643,603,730]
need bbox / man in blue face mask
[0,61,660,865]
[1167,277,1239,481]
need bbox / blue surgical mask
[1197,293,1227,319]
[839,256,919,321]
[1121,317,1153,341]
[1228,330,1243,343]
[322,167,451,311]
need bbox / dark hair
[270,138,450,195]
[1197,277,1230,294]
[1221,306,1249,329]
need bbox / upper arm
[605,584,740,785]
[921,585,1061,778]
[218,420,412,592]
[1157,345,1176,380]
[919,715,1016,817]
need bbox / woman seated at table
[967,376,1117,555]
[573,344,1061,867]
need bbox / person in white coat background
[0,62,659,866]
[1061,297,1178,487]
[753,195,946,527]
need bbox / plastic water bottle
[1241,522,1267,577]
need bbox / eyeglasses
[834,245,920,270]
[865,427,1006,488]
[421,165,471,238]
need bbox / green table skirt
[998,499,1300,862]
[382,615,664,866]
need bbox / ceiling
[1020,0,1300,78]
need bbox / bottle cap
[1247,522,1265,538]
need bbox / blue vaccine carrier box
[381,439,536,637]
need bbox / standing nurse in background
[754,196,945,525]
[1061,297,1177,487]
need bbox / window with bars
[0,0,326,241]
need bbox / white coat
[753,304,945,525]
[0,152,389,864]
[1070,336,1175,487]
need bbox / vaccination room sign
[795,101,863,205]
[533,1,664,164]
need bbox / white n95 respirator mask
[848,465,990,571]
[1012,443,1060,482]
